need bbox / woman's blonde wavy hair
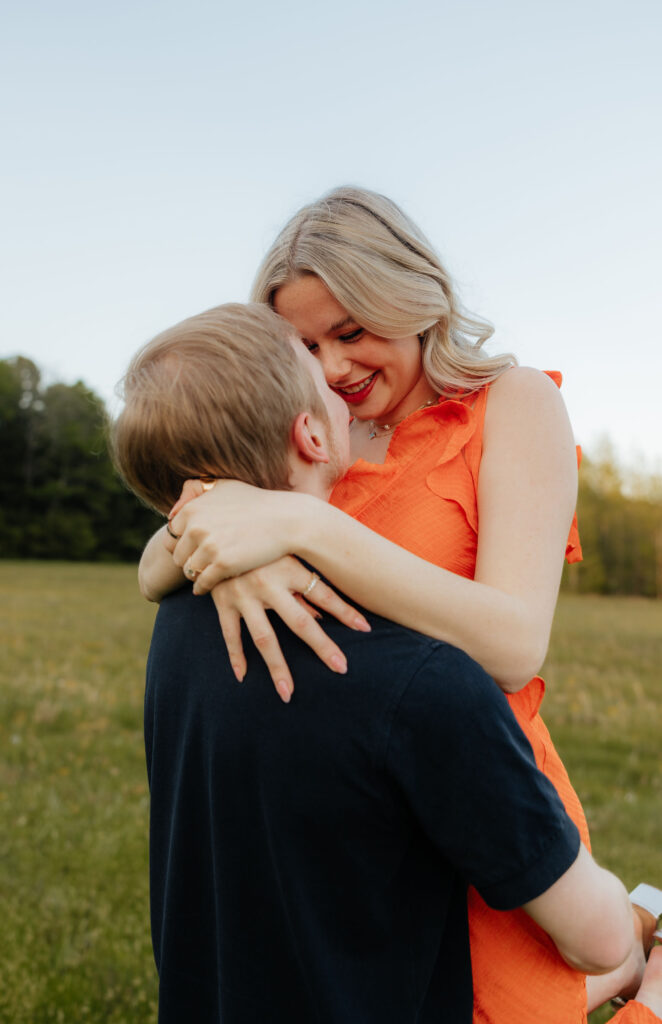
[251,186,516,396]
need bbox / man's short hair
[111,303,327,513]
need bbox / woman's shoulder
[488,365,564,399]
[481,367,574,463]
[486,366,569,426]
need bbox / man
[112,303,645,1023]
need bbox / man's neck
[287,460,336,504]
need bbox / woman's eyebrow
[329,316,357,333]
[301,316,358,344]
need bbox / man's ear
[291,411,330,465]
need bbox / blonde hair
[251,186,516,395]
[111,303,327,514]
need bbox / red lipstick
[332,371,378,405]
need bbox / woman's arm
[168,368,577,691]
[138,525,186,602]
[301,369,576,689]
[138,479,221,602]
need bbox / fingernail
[354,616,371,632]
[276,681,292,704]
[232,665,245,683]
[330,654,347,674]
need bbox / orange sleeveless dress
[330,375,653,1024]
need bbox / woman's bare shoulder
[489,364,564,397]
[486,366,569,426]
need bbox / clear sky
[2,0,660,468]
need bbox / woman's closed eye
[303,327,363,353]
[338,327,364,343]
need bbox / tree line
[0,356,161,561]
[1,356,660,596]
[563,447,662,599]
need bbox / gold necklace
[367,398,437,440]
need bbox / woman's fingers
[168,478,291,582]
[240,604,296,704]
[269,590,349,677]
[294,595,322,620]
[169,530,198,571]
[212,598,247,683]
[162,522,178,554]
[202,558,372,703]
[302,578,371,633]
[169,533,232,592]
[168,478,209,520]
[192,560,232,595]
[212,588,355,704]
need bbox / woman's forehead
[274,276,353,339]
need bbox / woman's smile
[331,371,379,403]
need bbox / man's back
[146,586,579,1024]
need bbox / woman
[140,187,660,1021]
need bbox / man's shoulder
[149,586,226,666]
[321,606,475,680]
[149,585,501,725]
[391,633,505,721]
[348,608,492,682]
[318,610,504,735]
[151,584,491,684]
[154,584,204,618]
[154,585,218,627]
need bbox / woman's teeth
[338,372,377,395]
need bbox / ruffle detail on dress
[329,398,477,521]
[543,372,583,565]
[329,459,399,519]
[565,445,583,563]
[507,676,545,723]
[612,1002,662,1023]
[423,399,480,535]
[565,509,582,564]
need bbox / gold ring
[184,564,200,581]
[302,572,320,597]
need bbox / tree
[0,357,161,561]
[564,448,662,598]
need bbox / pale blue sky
[2,0,660,466]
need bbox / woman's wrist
[287,492,334,564]
[138,525,184,602]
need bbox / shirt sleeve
[384,643,580,911]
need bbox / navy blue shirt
[145,587,579,1023]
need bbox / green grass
[0,567,660,1022]
[542,595,662,1023]
[0,563,158,1023]
[543,595,662,886]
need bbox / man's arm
[387,644,634,976]
[523,843,633,974]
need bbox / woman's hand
[167,477,215,521]
[167,479,314,592]
[210,556,371,703]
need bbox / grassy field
[0,564,660,1022]
[0,563,158,1023]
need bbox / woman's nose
[319,343,352,385]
